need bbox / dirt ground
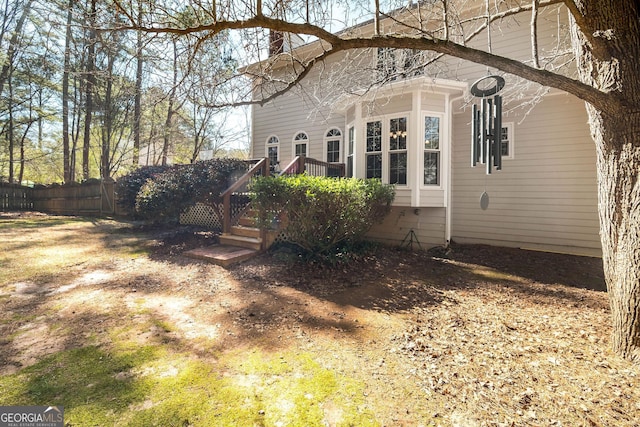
[1,213,639,426]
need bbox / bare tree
[81,0,97,180]
[112,0,640,360]
[161,37,179,166]
[132,0,143,167]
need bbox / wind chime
[470,74,505,174]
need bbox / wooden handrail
[222,158,269,234]
[279,156,304,175]
[279,156,345,177]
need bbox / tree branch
[111,1,612,111]
[343,35,608,110]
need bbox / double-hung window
[347,126,355,178]
[293,132,308,157]
[266,135,279,170]
[365,121,383,179]
[500,122,514,159]
[389,117,407,185]
[423,116,441,185]
[325,128,342,163]
[366,116,408,184]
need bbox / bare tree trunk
[161,39,178,166]
[133,1,143,167]
[62,0,74,183]
[0,0,32,96]
[595,122,640,360]
[82,0,97,180]
[570,1,640,360]
[70,73,83,181]
[101,49,115,179]
[18,121,32,185]
[7,69,14,183]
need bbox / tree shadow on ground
[230,243,608,316]
[445,243,606,291]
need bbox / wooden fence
[0,181,127,216]
[0,183,33,211]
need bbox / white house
[245,2,600,257]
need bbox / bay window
[423,116,441,185]
[366,120,382,179]
[389,117,407,185]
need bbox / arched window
[293,132,308,157]
[324,128,342,163]
[266,135,279,169]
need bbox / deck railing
[279,156,345,178]
[219,156,345,248]
[220,158,269,234]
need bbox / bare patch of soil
[1,214,638,426]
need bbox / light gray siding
[367,207,446,248]
[251,54,346,164]
[252,91,344,164]
[249,3,601,256]
[451,94,601,256]
[361,94,413,118]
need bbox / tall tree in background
[2,0,247,183]
[0,0,32,182]
[0,0,32,97]
[62,0,74,182]
[182,31,239,163]
[132,0,143,166]
[115,0,640,360]
[161,37,180,166]
[81,0,96,180]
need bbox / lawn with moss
[0,216,379,426]
[1,214,638,426]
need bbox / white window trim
[324,127,343,163]
[388,117,408,186]
[364,113,411,187]
[292,131,309,157]
[346,123,355,178]
[420,112,446,190]
[365,119,383,180]
[265,135,280,164]
[501,122,515,160]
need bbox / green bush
[132,159,248,223]
[251,175,395,255]
[116,165,171,212]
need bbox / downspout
[445,91,466,247]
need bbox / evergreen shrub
[251,174,395,255]
[117,159,247,222]
[116,165,170,213]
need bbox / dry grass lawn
[0,213,638,426]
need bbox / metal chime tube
[472,104,479,166]
[494,95,502,170]
[469,74,505,175]
[486,98,493,174]
[480,98,487,164]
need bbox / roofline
[240,1,443,73]
[333,76,469,113]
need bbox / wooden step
[219,233,262,251]
[230,225,261,239]
[238,216,257,227]
[184,245,258,268]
